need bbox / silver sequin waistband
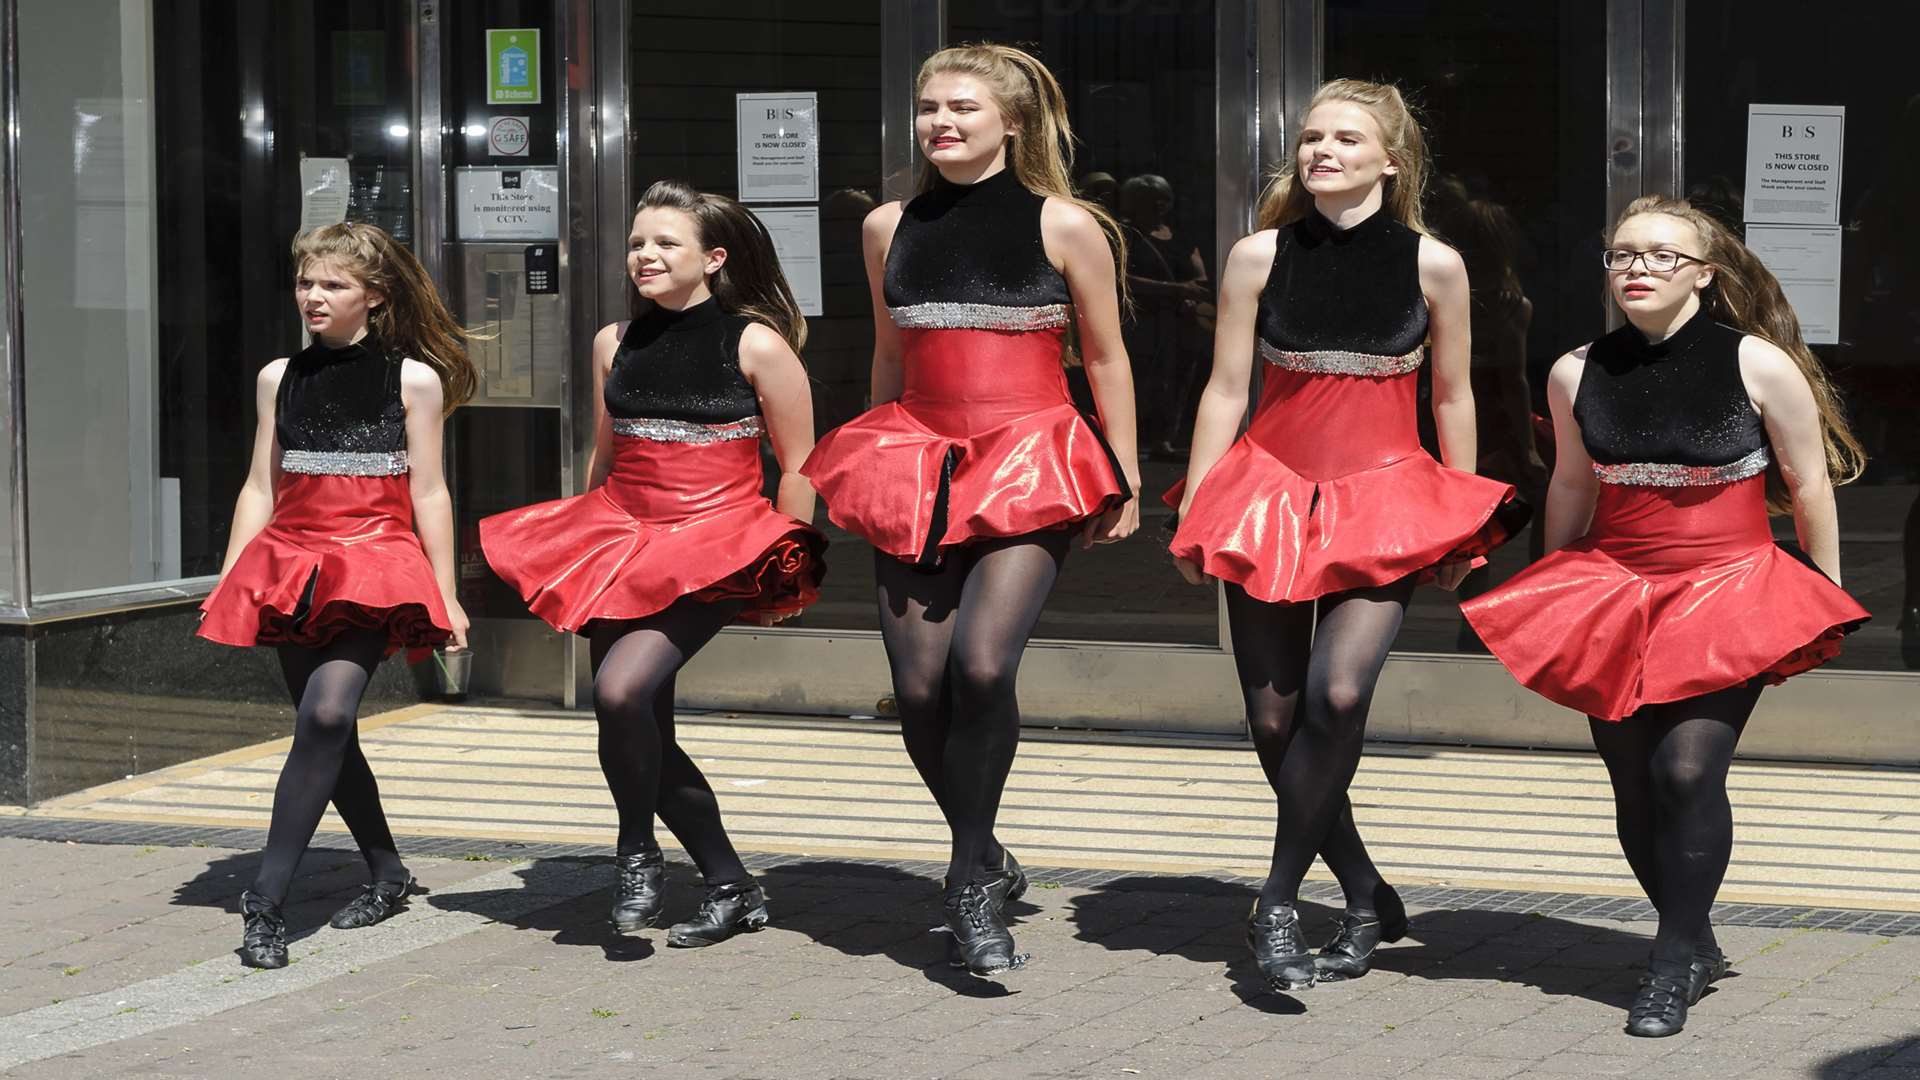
[611,416,765,444]
[1257,340,1424,377]
[1591,446,1771,487]
[279,449,409,476]
[888,302,1071,332]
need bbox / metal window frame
[1,0,27,619]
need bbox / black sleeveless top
[1257,209,1429,364]
[1574,314,1767,472]
[604,298,759,424]
[276,338,406,454]
[883,168,1072,322]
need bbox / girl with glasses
[1463,196,1869,1037]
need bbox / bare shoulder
[1417,233,1468,278]
[737,320,799,373]
[1227,230,1279,268]
[1736,333,1801,381]
[595,320,626,347]
[257,357,290,392]
[863,200,905,238]
[398,358,447,410]
[1040,195,1102,241]
[1547,346,1589,395]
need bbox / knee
[888,668,944,721]
[949,649,1019,705]
[593,672,664,721]
[1648,756,1719,810]
[294,701,357,749]
[1309,677,1373,727]
[1244,697,1296,748]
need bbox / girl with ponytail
[199,222,477,968]
[1166,79,1525,994]
[1463,196,1869,1037]
[482,181,826,948]
[801,42,1141,978]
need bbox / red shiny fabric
[1460,475,1869,721]
[1164,366,1519,602]
[197,473,452,656]
[801,327,1126,561]
[480,435,825,634]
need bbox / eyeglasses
[1602,248,1707,273]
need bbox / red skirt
[480,434,824,634]
[1166,365,1523,602]
[802,327,1128,564]
[1460,475,1869,720]
[197,473,452,655]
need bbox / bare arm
[402,361,468,650]
[1743,337,1843,583]
[862,202,906,407]
[1541,350,1600,554]
[739,322,817,526]
[1420,235,1477,473]
[1043,198,1141,546]
[216,359,288,578]
[1170,232,1268,583]
[584,322,624,491]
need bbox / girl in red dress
[1462,196,1868,1037]
[1168,80,1523,992]
[801,43,1140,977]
[199,223,476,968]
[481,182,823,947]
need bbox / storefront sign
[751,207,824,317]
[332,31,385,106]
[487,115,531,158]
[1744,104,1844,226]
[736,92,818,203]
[486,28,541,105]
[454,166,560,241]
[298,156,350,233]
[1745,224,1842,345]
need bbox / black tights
[1589,682,1760,970]
[875,532,1072,887]
[1225,579,1414,908]
[589,598,750,886]
[252,627,405,906]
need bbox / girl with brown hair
[199,222,478,968]
[801,42,1141,977]
[1463,197,1868,1036]
[1167,79,1525,993]
[481,181,824,948]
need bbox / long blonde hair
[632,180,808,354]
[1255,79,1432,235]
[1614,195,1865,510]
[292,223,478,412]
[913,42,1128,305]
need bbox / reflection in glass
[1687,3,1919,672]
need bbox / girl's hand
[1432,560,1472,592]
[1080,499,1140,549]
[1173,556,1211,586]
[751,609,801,628]
[442,596,471,651]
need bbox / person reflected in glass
[197,223,477,969]
[1462,197,1869,1037]
[481,182,826,947]
[803,43,1141,978]
[1118,174,1214,461]
[1167,80,1524,993]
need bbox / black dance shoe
[1314,886,1409,981]
[945,881,1023,977]
[666,880,770,947]
[1692,939,1730,993]
[946,851,1030,967]
[1625,964,1700,1037]
[239,890,289,970]
[1248,901,1316,992]
[610,850,666,932]
[329,876,414,930]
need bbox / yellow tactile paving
[27,704,1920,911]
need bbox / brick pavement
[1,836,1915,1079]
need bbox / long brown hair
[913,42,1129,306]
[1614,195,1866,509]
[632,180,807,353]
[1255,79,1432,235]
[292,223,477,412]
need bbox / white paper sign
[1745,224,1842,345]
[751,207,824,317]
[454,166,560,240]
[736,92,818,203]
[299,157,351,233]
[1744,105,1845,226]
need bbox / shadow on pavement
[1817,1037,1920,1077]
[422,857,655,962]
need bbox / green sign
[486,29,540,105]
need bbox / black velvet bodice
[883,168,1072,309]
[1257,209,1429,356]
[275,339,406,453]
[1574,314,1766,468]
[604,297,759,424]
